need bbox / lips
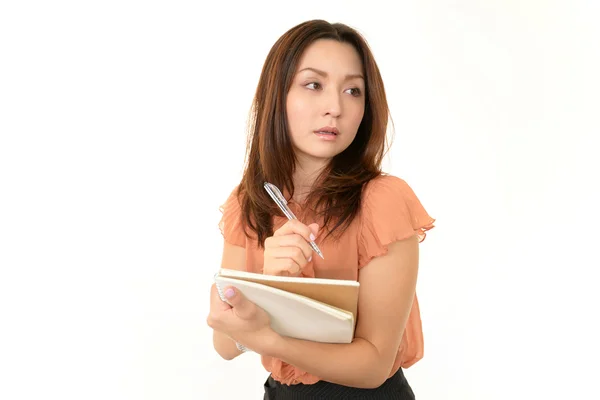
[314,126,339,135]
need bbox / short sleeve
[358,175,435,268]
[218,186,247,248]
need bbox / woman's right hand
[263,220,319,276]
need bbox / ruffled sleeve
[358,175,435,268]
[218,186,247,248]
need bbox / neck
[291,155,330,203]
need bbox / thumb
[308,223,319,239]
[222,286,253,318]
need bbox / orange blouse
[218,174,435,385]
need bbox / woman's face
[286,39,366,166]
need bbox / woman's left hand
[206,283,278,355]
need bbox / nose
[322,88,342,118]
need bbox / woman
[206,19,435,399]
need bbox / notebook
[214,268,359,344]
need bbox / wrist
[262,328,286,358]
[213,330,244,360]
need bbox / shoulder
[358,173,434,258]
[219,184,246,247]
[220,184,242,212]
[362,174,416,205]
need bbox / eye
[345,87,362,97]
[305,82,322,90]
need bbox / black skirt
[263,367,415,399]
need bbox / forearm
[269,334,388,389]
[213,330,243,360]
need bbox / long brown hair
[237,19,393,246]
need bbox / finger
[269,246,308,271]
[264,255,303,277]
[273,219,317,243]
[265,234,313,260]
[210,283,232,311]
[221,286,255,319]
[263,259,302,277]
[307,223,319,239]
[207,284,232,330]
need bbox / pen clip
[264,182,287,205]
[264,182,296,220]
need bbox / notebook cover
[214,275,354,344]
[218,268,360,319]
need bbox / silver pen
[263,182,324,259]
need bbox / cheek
[286,95,312,136]
[287,95,311,121]
[348,102,365,129]
[355,99,366,118]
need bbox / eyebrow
[297,67,364,81]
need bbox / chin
[293,139,353,162]
[299,148,344,161]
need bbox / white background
[1,1,599,399]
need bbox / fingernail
[308,255,312,262]
[224,288,235,299]
[310,233,316,241]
